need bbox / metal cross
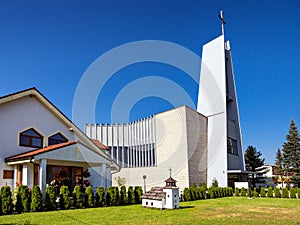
[169,167,172,177]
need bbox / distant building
[142,176,179,209]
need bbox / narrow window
[48,133,68,145]
[20,128,43,148]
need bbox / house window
[146,202,148,205]
[151,202,153,206]
[20,128,43,148]
[227,138,238,155]
[48,133,68,145]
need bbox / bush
[254,188,259,198]
[85,186,94,207]
[234,188,239,197]
[16,185,31,213]
[183,188,191,201]
[73,186,83,208]
[208,188,215,199]
[247,187,252,198]
[260,188,266,197]
[127,186,135,204]
[282,188,289,198]
[298,187,300,199]
[240,187,246,197]
[106,186,113,206]
[274,188,280,198]
[267,187,273,198]
[60,186,70,210]
[0,186,13,215]
[134,186,143,204]
[120,186,127,205]
[96,186,105,207]
[30,185,42,212]
[290,188,296,199]
[113,187,119,206]
[45,186,56,210]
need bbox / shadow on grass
[178,206,195,210]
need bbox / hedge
[260,188,266,197]
[73,186,83,208]
[0,186,13,215]
[59,186,70,210]
[96,186,105,207]
[45,186,56,210]
[16,185,30,213]
[274,188,280,198]
[254,188,259,198]
[127,186,135,204]
[30,185,43,212]
[85,186,94,207]
[290,188,296,199]
[267,187,273,198]
[282,188,289,198]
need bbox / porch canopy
[5,141,115,192]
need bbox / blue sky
[1,0,299,164]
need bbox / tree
[274,148,284,187]
[96,186,105,207]
[30,185,43,212]
[115,176,126,187]
[282,119,300,184]
[244,145,266,187]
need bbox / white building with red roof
[0,88,119,194]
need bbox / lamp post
[143,175,146,193]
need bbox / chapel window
[48,133,68,145]
[19,128,43,148]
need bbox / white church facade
[85,32,247,190]
[0,88,119,194]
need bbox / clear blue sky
[1,0,299,164]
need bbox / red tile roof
[91,139,110,150]
[5,141,77,162]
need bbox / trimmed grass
[0,197,299,225]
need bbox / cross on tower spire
[218,10,226,35]
[169,167,172,177]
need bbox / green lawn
[0,197,299,225]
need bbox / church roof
[164,177,177,183]
[141,187,166,200]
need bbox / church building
[85,20,247,190]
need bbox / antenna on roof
[218,10,226,35]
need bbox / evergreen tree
[30,185,43,212]
[274,148,284,187]
[282,119,300,184]
[244,145,265,186]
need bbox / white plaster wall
[111,106,190,190]
[164,188,179,209]
[142,198,164,209]
[197,35,228,187]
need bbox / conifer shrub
[260,188,266,197]
[240,187,246,197]
[59,186,70,210]
[113,186,119,206]
[290,187,296,199]
[0,186,13,215]
[234,187,239,197]
[297,187,300,199]
[267,187,273,198]
[16,185,30,213]
[73,186,83,209]
[183,188,191,201]
[96,186,105,207]
[254,188,259,198]
[189,187,195,200]
[120,186,127,205]
[282,188,289,198]
[45,186,56,210]
[134,186,143,204]
[247,187,252,198]
[127,186,135,204]
[274,188,280,198]
[208,187,215,199]
[106,186,113,206]
[85,186,94,207]
[30,185,43,212]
